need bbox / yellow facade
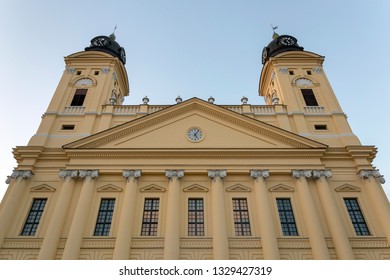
[0,33,389,260]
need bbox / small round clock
[92,37,108,47]
[262,47,268,64]
[279,36,295,46]
[187,127,204,142]
[120,48,126,64]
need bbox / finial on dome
[271,24,279,39]
[109,25,117,40]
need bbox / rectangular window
[276,198,298,236]
[232,198,251,236]
[141,198,159,236]
[21,198,47,236]
[314,124,327,130]
[70,89,87,106]
[61,124,75,130]
[188,198,204,236]
[301,89,319,106]
[93,199,115,236]
[344,198,370,236]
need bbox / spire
[109,25,117,41]
[271,25,279,39]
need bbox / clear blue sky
[0,0,389,201]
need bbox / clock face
[279,36,295,46]
[262,47,268,64]
[92,37,108,47]
[120,48,126,64]
[187,128,204,142]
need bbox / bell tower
[259,31,360,146]
[28,33,129,147]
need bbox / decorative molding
[75,78,94,87]
[183,184,209,192]
[313,67,322,74]
[359,169,386,184]
[59,169,78,179]
[122,169,142,179]
[294,78,313,86]
[180,238,213,249]
[335,183,361,192]
[250,169,269,180]
[79,169,99,179]
[229,238,261,249]
[278,238,311,249]
[165,170,184,180]
[1,238,43,249]
[6,170,33,184]
[97,184,123,192]
[292,169,313,179]
[66,67,76,74]
[130,238,165,249]
[113,71,118,81]
[30,184,56,192]
[279,67,288,74]
[208,170,227,182]
[269,184,295,192]
[101,67,110,74]
[226,184,251,192]
[80,238,115,249]
[140,184,166,192]
[313,169,332,179]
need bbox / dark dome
[85,34,126,64]
[262,35,304,64]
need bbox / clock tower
[259,32,360,147]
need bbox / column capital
[123,170,142,179]
[165,170,184,180]
[208,170,227,181]
[359,169,386,184]
[292,169,313,179]
[5,170,34,184]
[79,169,99,179]
[250,169,269,180]
[313,169,332,179]
[59,169,79,179]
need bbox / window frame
[70,88,87,107]
[93,198,116,236]
[140,198,160,236]
[343,198,371,236]
[188,198,204,236]
[20,198,47,236]
[301,88,319,106]
[276,198,299,236]
[232,198,252,236]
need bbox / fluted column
[250,170,280,259]
[313,170,354,259]
[163,170,184,260]
[292,170,330,259]
[38,170,79,259]
[113,170,141,259]
[62,170,99,260]
[0,170,33,247]
[208,170,229,259]
[359,170,390,242]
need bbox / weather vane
[271,24,279,39]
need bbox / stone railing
[113,105,140,115]
[148,105,171,114]
[221,105,243,114]
[250,105,276,115]
[62,106,85,115]
[304,106,325,115]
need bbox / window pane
[93,199,115,236]
[276,198,298,236]
[232,198,251,236]
[344,198,370,236]
[301,89,318,106]
[70,89,87,106]
[141,198,159,236]
[188,198,204,236]
[21,198,47,236]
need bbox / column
[38,170,79,259]
[163,170,184,259]
[359,170,390,242]
[62,170,99,260]
[208,170,229,259]
[112,170,141,260]
[0,170,33,247]
[292,170,330,259]
[250,170,280,259]
[313,170,354,259]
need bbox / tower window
[141,198,159,236]
[314,124,327,130]
[70,89,87,106]
[76,71,82,75]
[94,71,100,75]
[306,70,312,75]
[289,70,294,75]
[232,198,251,236]
[301,89,319,106]
[20,198,47,236]
[61,124,75,130]
[276,198,298,236]
[93,199,115,236]
[188,198,204,236]
[344,198,370,236]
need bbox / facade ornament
[142,96,149,105]
[241,96,248,104]
[313,169,332,179]
[59,170,79,179]
[5,170,34,184]
[271,71,276,81]
[208,170,227,182]
[66,67,76,74]
[292,169,313,179]
[271,90,279,105]
[359,169,386,184]
[113,71,118,81]
[175,96,183,104]
[279,67,288,74]
[123,170,142,179]
[250,170,269,181]
[101,67,110,74]
[208,96,215,104]
[313,67,322,74]
[165,170,184,180]
[79,170,99,179]
[295,78,313,86]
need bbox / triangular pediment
[335,184,361,192]
[269,184,295,192]
[97,184,123,192]
[64,98,327,150]
[140,184,166,192]
[226,184,252,192]
[30,184,56,192]
[183,184,209,192]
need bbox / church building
[0,31,389,260]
